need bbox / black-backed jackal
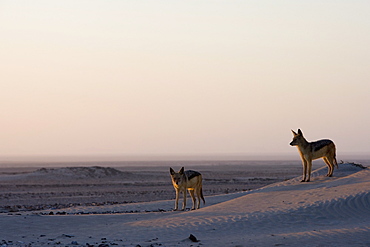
[290,129,338,182]
[169,167,205,210]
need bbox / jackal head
[170,167,185,186]
[290,129,304,146]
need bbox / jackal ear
[298,129,303,136]
[179,167,185,174]
[291,129,297,136]
[170,167,175,175]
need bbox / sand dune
[0,162,369,247]
[127,163,370,246]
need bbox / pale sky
[1,1,369,158]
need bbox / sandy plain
[0,159,369,247]
[0,160,305,213]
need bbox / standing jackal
[169,167,205,210]
[290,129,338,182]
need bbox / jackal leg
[188,189,196,210]
[323,157,334,177]
[174,188,180,211]
[306,161,312,182]
[301,160,308,182]
[181,188,187,211]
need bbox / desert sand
[0,160,369,246]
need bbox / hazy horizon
[1,152,369,163]
[1,1,369,158]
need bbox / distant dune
[33,166,129,178]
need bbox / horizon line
[1,152,369,163]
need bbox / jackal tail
[200,185,205,204]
